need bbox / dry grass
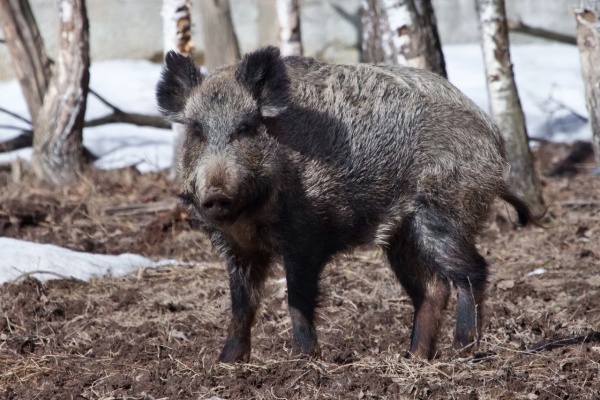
[1,143,600,399]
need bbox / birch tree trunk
[33,0,90,186]
[574,3,600,168]
[361,0,396,63]
[199,0,240,72]
[161,0,194,179]
[0,0,52,127]
[361,0,446,77]
[476,0,544,212]
[276,0,303,57]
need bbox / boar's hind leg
[284,255,326,358]
[219,256,270,363]
[386,240,450,360]
[452,250,487,356]
[388,206,488,359]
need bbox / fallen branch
[528,331,600,352]
[86,88,170,129]
[548,141,594,177]
[0,90,170,153]
[103,199,178,216]
[0,130,33,152]
[507,20,577,45]
[85,112,170,129]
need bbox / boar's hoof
[452,339,478,358]
[218,342,251,363]
[291,341,321,359]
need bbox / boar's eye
[234,122,256,139]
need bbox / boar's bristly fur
[156,46,540,363]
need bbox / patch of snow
[0,238,162,284]
[526,267,548,276]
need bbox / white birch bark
[33,0,89,186]
[276,0,303,57]
[361,0,398,63]
[573,2,600,168]
[476,0,544,211]
[161,0,193,179]
[362,0,445,76]
[381,0,417,65]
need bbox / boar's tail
[499,188,546,227]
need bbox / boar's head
[156,47,289,225]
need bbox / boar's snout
[201,188,235,221]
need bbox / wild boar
[156,46,538,362]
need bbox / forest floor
[1,142,599,400]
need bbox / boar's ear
[235,46,290,118]
[156,51,202,122]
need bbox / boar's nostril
[201,192,234,220]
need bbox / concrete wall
[0,0,577,80]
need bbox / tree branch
[507,20,577,45]
[86,88,170,129]
[0,106,32,126]
[0,130,32,152]
[89,87,124,113]
[84,112,170,129]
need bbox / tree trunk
[162,0,193,55]
[199,0,240,72]
[257,0,279,48]
[33,0,90,186]
[276,0,303,57]
[574,4,600,168]
[476,0,544,212]
[161,0,194,179]
[380,0,446,76]
[0,0,52,127]
[361,0,446,76]
[412,0,446,77]
[361,0,396,63]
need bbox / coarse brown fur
[156,47,540,362]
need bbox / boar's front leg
[284,254,326,358]
[219,255,270,363]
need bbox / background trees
[475,0,545,213]
[0,0,589,203]
[199,0,240,72]
[161,0,193,178]
[574,2,600,170]
[361,0,446,77]
[1,0,89,185]
[276,0,303,57]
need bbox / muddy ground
[1,142,599,399]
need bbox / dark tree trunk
[33,0,90,185]
[199,0,240,72]
[476,0,544,213]
[0,0,52,127]
[413,0,446,77]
